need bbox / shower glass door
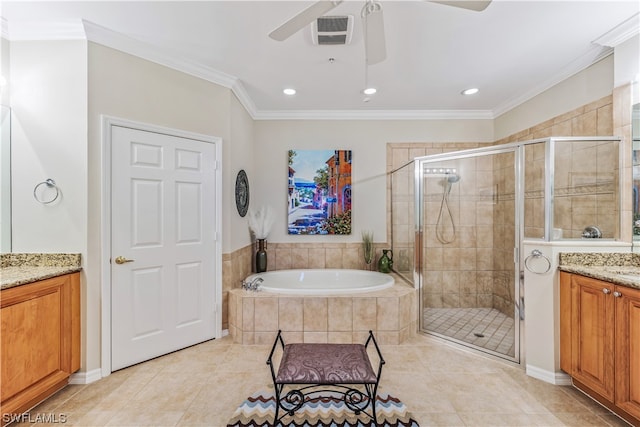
[416,146,520,362]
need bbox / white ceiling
[2,1,639,119]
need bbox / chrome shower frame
[408,136,622,364]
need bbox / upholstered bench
[266,330,385,424]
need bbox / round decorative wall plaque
[235,169,249,217]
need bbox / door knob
[114,256,135,265]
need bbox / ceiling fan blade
[269,1,343,41]
[363,2,386,65]
[429,0,492,12]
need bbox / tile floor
[423,307,516,357]
[12,334,629,427]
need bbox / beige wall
[10,41,88,253]
[253,120,494,246]
[1,36,10,252]
[494,55,614,141]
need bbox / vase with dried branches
[248,206,275,273]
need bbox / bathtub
[244,269,394,295]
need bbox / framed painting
[287,149,352,235]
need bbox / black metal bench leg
[273,385,280,425]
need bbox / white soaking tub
[244,269,394,295]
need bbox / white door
[111,125,217,371]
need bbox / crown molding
[230,80,258,118]
[6,20,86,40]
[2,19,494,121]
[82,20,237,88]
[593,12,640,47]
[253,109,494,121]
[492,44,613,118]
[5,17,625,122]
[81,20,260,118]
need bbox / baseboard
[526,364,572,385]
[69,368,102,385]
[222,329,229,337]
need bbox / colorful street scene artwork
[288,149,352,235]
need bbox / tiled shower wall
[387,94,620,316]
[496,95,620,240]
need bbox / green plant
[362,230,374,264]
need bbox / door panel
[570,275,615,401]
[111,126,217,371]
[615,285,640,419]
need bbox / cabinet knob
[613,291,622,298]
[602,288,611,294]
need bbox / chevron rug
[226,390,420,427]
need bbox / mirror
[0,105,10,252]
[632,103,640,247]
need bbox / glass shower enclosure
[390,137,621,363]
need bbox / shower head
[447,173,460,183]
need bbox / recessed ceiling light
[461,88,479,95]
[363,87,377,95]
[283,88,296,95]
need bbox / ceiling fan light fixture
[461,87,479,95]
[363,87,377,95]
[283,88,297,96]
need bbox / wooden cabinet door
[1,273,80,419]
[615,285,640,420]
[570,275,615,402]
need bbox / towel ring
[524,249,552,274]
[33,178,60,204]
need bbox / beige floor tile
[104,410,184,426]
[410,412,466,426]
[26,333,632,427]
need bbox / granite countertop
[1,253,82,290]
[558,252,640,290]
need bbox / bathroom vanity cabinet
[0,272,80,420]
[560,272,640,425]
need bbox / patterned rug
[227,390,420,427]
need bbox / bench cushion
[275,343,377,385]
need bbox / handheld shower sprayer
[447,173,461,184]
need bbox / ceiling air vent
[312,15,354,45]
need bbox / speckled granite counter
[558,252,640,290]
[1,253,82,290]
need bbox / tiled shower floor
[423,307,516,357]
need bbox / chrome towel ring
[33,178,60,204]
[524,249,552,274]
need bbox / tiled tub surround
[558,252,640,290]
[0,253,82,289]
[222,242,393,330]
[228,280,417,346]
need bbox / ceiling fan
[268,0,492,65]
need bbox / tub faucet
[581,225,602,239]
[242,277,263,291]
